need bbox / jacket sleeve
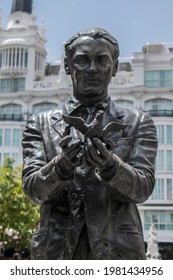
[22,114,70,204]
[100,111,158,203]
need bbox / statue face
[67,37,115,104]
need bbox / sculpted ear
[64,56,71,75]
[112,59,119,77]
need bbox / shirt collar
[62,96,111,116]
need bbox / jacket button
[76,200,81,206]
[71,193,77,199]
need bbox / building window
[145,70,173,87]
[25,51,28,68]
[151,179,164,200]
[0,104,22,115]
[12,48,15,67]
[0,78,25,93]
[33,102,58,114]
[167,150,172,171]
[0,129,2,146]
[0,52,2,68]
[4,129,11,146]
[13,129,20,147]
[35,51,44,71]
[155,150,164,171]
[114,99,134,109]
[167,179,172,201]
[16,48,20,66]
[0,104,22,121]
[167,125,172,144]
[12,153,19,165]
[144,211,173,230]
[8,48,11,67]
[167,212,173,230]
[156,125,164,144]
[155,124,173,144]
[0,48,28,69]
[144,99,173,111]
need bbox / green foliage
[0,158,40,250]
[45,62,51,75]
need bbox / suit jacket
[22,97,158,260]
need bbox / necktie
[84,106,96,124]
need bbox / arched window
[0,103,22,120]
[0,103,22,115]
[114,99,134,109]
[144,99,173,111]
[144,99,173,117]
[33,102,58,114]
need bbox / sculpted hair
[64,27,120,76]
[65,27,120,59]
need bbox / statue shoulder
[28,109,62,122]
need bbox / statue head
[64,27,120,104]
[64,27,119,76]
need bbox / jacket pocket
[31,228,48,259]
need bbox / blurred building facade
[0,0,173,258]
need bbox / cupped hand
[85,137,115,168]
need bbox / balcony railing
[0,114,25,121]
[145,110,173,117]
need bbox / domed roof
[2,38,28,46]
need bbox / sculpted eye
[74,55,89,65]
[97,55,109,65]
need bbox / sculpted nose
[89,60,97,72]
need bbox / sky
[0,0,173,63]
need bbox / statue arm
[99,113,158,203]
[22,114,71,204]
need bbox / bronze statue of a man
[22,27,158,260]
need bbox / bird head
[95,110,104,121]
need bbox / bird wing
[62,114,88,135]
[103,122,128,135]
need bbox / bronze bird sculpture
[62,110,127,139]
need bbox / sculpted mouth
[83,78,100,83]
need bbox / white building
[132,44,173,259]
[0,0,172,258]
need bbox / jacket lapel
[108,100,125,121]
[51,110,68,138]
[104,100,129,138]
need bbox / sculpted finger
[85,144,97,166]
[59,135,72,148]
[87,138,102,164]
[93,138,112,162]
[72,156,82,168]
[68,146,82,160]
[64,139,81,154]
[92,138,107,155]
[102,137,115,150]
